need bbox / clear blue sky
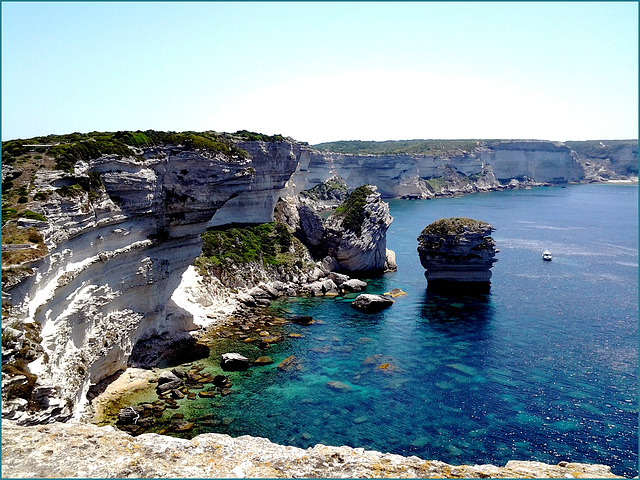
[2,2,638,143]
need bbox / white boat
[542,250,552,261]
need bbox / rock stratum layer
[417,217,498,288]
[3,138,302,424]
[1,421,621,478]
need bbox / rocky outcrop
[1,139,301,424]
[417,217,498,290]
[567,140,639,182]
[324,185,394,274]
[275,182,395,275]
[1,421,622,478]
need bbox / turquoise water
[123,184,639,476]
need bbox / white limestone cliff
[292,140,589,197]
[2,140,300,423]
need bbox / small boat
[542,250,552,261]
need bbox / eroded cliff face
[293,140,590,197]
[2,140,300,423]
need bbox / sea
[108,184,639,477]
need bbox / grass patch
[1,223,48,266]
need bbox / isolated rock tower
[417,217,498,291]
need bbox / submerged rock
[326,380,352,391]
[253,356,274,366]
[417,217,498,291]
[277,355,301,372]
[384,288,407,297]
[351,294,394,313]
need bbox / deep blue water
[119,184,639,476]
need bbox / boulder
[156,371,183,393]
[117,406,141,424]
[351,294,394,313]
[212,375,231,388]
[220,353,251,371]
[322,278,339,295]
[253,356,274,366]
[328,272,350,287]
[306,281,325,297]
[341,279,367,293]
[384,249,397,272]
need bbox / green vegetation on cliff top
[332,185,374,235]
[1,130,253,172]
[312,139,486,156]
[314,138,639,156]
[564,140,638,158]
[420,217,494,237]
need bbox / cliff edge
[1,421,621,478]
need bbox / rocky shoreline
[2,134,636,478]
[1,420,622,478]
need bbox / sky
[2,1,638,144]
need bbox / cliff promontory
[2,131,303,424]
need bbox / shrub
[19,210,47,222]
[200,222,293,268]
[333,185,374,235]
[2,207,18,225]
[233,130,286,143]
[57,184,85,197]
[33,191,50,201]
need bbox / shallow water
[105,184,638,477]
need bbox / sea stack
[417,217,498,291]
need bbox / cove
[100,184,638,478]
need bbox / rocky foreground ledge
[1,421,621,478]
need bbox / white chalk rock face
[324,185,393,274]
[2,139,301,423]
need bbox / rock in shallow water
[351,294,394,313]
[220,353,251,371]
